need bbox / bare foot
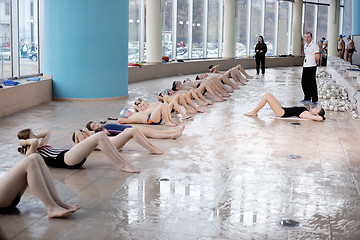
[246,75,253,79]
[221,94,231,97]
[60,203,81,213]
[233,86,240,90]
[183,115,193,120]
[165,122,177,127]
[199,102,208,106]
[196,109,204,113]
[120,163,140,173]
[173,125,185,139]
[186,109,196,114]
[150,148,163,155]
[215,98,225,102]
[244,112,258,116]
[47,206,74,218]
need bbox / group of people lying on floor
[0,64,325,220]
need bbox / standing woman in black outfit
[255,36,267,75]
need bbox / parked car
[0,48,11,61]
[28,52,38,61]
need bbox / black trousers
[255,53,265,74]
[301,66,318,102]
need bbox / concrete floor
[1,66,360,239]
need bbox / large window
[278,1,290,55]
[128,0,349,62]
[303,3,316,36]
[177,1,189,59]
[342,0,352,36]
[0,0,11,78]
[207,0,221,58]
[316,5,328,41]
[235,0,247,57]
[19,0,39,76]
[192,0,204,59]
[129,0,140,63]
[250,0,263,55]
[264,0,276,56]
[162,0,173,59]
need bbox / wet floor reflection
[1,67,360,239]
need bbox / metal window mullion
[36,0,40,73]
[11,0,19,78]
[203,0,208,58]
[261,0,265,36]
[274,0,279,56]
[218,0,223,58]
[172,0,177,59]
[287,1,292,55]
[302,3,305,35]
[188,0,193,59]
[140,0,145,62]
[246,0,251,55]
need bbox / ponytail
[18,146,27,155]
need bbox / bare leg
[189,90,212,106]
[0,154,78,218]
[177,95,196,114]
[198,83,225,102]
[183,94,203,113]
[244,92,285,117]
[236,64,253,79]
[110,128,163,154]
[219,75,239,89]
[150,103,177,126]
[64,132,140,173]
[206,78,231,97]
[231,69,247,84]
[136,125,185,139]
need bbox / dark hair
[322,37,325,40]
[258,36,264,43]
[305,32,312,38]
[348,35,351,40]
[72,129,82,143]
[171,81,177,91]
[158,92,163,97]
[318,108,326,120]
[195,75,200,80]
[86,121,103,133]
[17,128,32,154]
[208,65,213,70]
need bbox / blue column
[43,0,129,99]
[353,1,360,35]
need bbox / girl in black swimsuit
[0,153,81,218]
[18,129,140,173]
[244,92,325,121]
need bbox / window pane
[162,0,173,59]
[207,0,220,58]
[342,0,352,36]
[278,1,290,55]
[235,0,247,57]
[129,0,140,63]
[0,0,12,78]
[250,0,262,55]
[177,1,189,59]
[316,5,328,41]
[264,0,276,56]
[19,0,39,76]
[303,3,316,36]
[192,0,204,59]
